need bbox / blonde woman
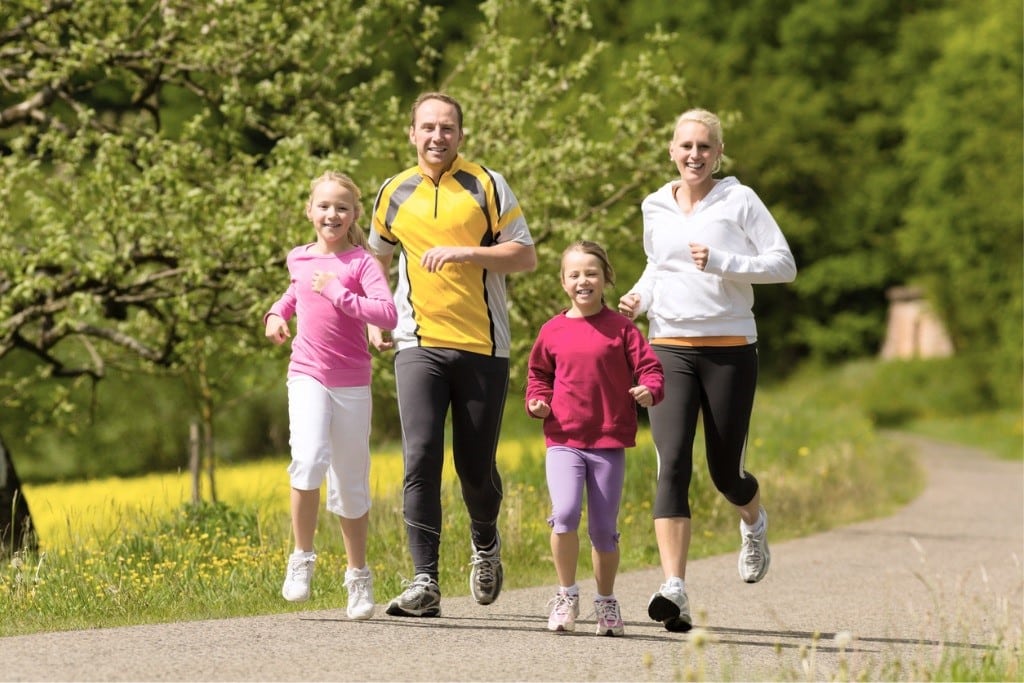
[618,109,797,632]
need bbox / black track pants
[395,347,508,577]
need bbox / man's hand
[420,246,471,273]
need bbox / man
[368,92,537,617]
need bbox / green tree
[0,1,689,493]
[537,0,926,368]
[699,0,950,363]
[896,0,1023,406]
[0,0,442,498]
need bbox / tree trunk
[189,420,201,504]
[198,354,218,504]
[0,434,38,556]
[201,392,217,504]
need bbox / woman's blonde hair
[675,108,724,146]
[308,171,369,250]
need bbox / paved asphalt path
[3,434,1022,681]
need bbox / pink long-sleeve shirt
[525,307,664,449]
[266,244,396,388]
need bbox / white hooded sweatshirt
[628,176,797,340]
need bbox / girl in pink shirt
[264,172,396,619]
[526,240,664,636]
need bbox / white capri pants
[287,375,372,519]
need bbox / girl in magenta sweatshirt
[526,240,664,636]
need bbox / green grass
[1,369,921,636]
[903,410,1022,461]
[785,358,1022,462]
[2,357,1021,680]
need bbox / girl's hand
[528,398,551,418]
[312,270,336,294]
[367,325,394,352]
[629,385,654,408]
[264,314,290,345]
[617,293,640,319]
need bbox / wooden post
[189,419,201,504]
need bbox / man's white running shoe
[469,536,504,605]
[738,506,771,583]
[385,573,442,617]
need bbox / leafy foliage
[0,0,433,426]
[895,0,1023,406]
[0,0,1020,482]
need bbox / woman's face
[669,121,721,185]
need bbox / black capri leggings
[648,343,760,519]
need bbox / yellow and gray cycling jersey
[369,156,534,357]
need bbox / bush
[787,357,1007,428]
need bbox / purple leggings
[545,446,625,552]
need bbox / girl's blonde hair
[308,171,369,250]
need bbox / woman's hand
[618,293,640,319]
[689,242,709,271]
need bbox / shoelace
[470,554,497,584]
[399,575,436,595]
[345,575,370,596]
[287,555,315,580]
[742,531,764,567]
[546,593,577,617]
[594,599,621,625]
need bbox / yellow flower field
[23,435,551,549]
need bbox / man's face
[409,98,463,177]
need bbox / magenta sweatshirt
[526,307,664,448]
